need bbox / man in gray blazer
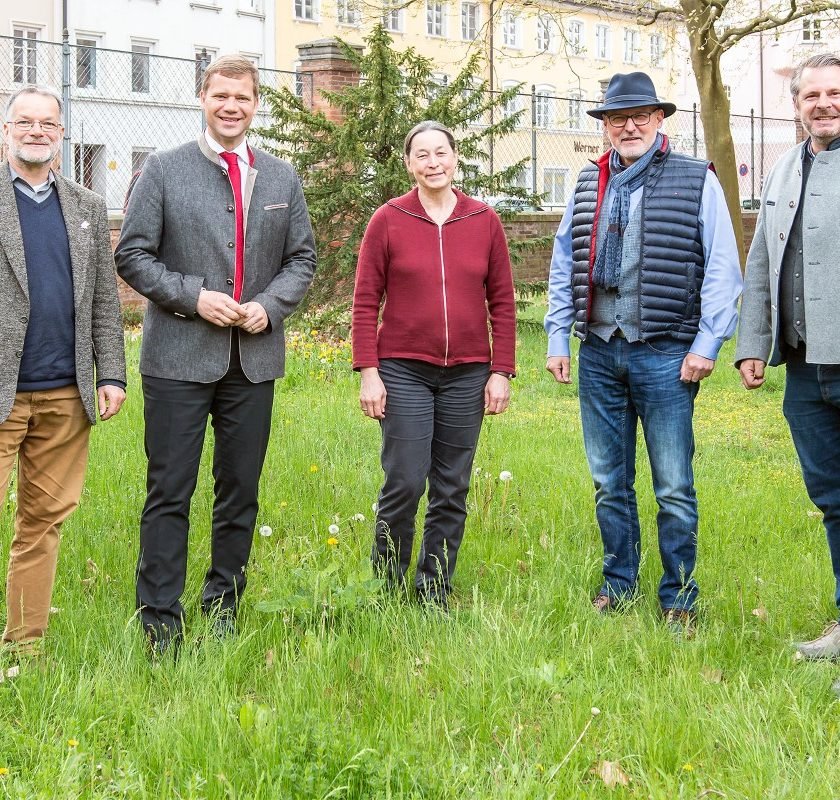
[0,85,126,656]
[736,53,840,660]
[116,55,316,655]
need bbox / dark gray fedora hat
[587,72,677,119]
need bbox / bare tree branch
[718,0,840,51]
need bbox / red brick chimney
[296,39,363,122]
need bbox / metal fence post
[530,85,537,194]
[692,102,698,159]
[750,108,755,208]
[61,6,72,179]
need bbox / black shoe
[147,633,181,663]
[210,613,236,641]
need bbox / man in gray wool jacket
[116,55,316,656]
[736,53,840,661]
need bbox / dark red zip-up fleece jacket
[351,187,516,376]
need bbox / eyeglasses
[604,111,656,128]
[7,119,62,133]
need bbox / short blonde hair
[200,54,259,98]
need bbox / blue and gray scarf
[593,132,664,289]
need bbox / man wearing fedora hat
[544,72,742,636]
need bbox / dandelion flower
[352,513,366,522]
[499,470,513,482]
[681,763,693,771]
[328,524,340,535]
[591,706,601,716]
[68,739,79,748]
[371,502,378,513]
[258,525,272,538]
[280,501,288,508]
[309,464,319,473]
[0,767,8,776]
[327,537,339,547]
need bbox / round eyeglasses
[7,119,62,133]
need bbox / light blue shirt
[544,169,743,360]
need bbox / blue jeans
[783,349,840,618]
[578,335,700,611]
[374,359,488,601]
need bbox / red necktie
[220,151,244,302]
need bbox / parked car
[481,194,544,212]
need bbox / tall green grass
[0,317,837,799]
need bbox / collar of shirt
[804,136,840,161]
[8,163,56,202]
[204,130,249,199]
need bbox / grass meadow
[1,310,839,799]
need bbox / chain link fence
[483,89,798,210]
[0,35,310,210]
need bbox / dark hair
[200,54,260,98]
[790,53,840,99]
[403,120,457,157]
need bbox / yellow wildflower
[0,767,9,776]
[68,739,79,748]
[327,537,339,546]
[309,464,318,473]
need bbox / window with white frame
[649,33,663,67]
[76,37,99,89]
[294,0,318,20]
[337,0,360,24]
[426,0,447,37]
[803,16,821,42]
[511,167,529,190]
[382,0,404,32]
[536,15,553,53]
[502,10,522,48]
[595,25,610,60]
[567,20,584,55]
[131,41,152,93]
[240,0,264,11]
[502,80,522,123]
[623,28,640,64]
[428,73,449,101]
[567,91,584,130]
[534,85,554,129]
[13,27,39,84]
[543,167,567,205]
[461,2,478,40]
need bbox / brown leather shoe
[662,607,697,640]
[592,593,614,614]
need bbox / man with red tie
[116,55,316,656]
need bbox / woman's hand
[360,367,387,419]
[484,373,511,415]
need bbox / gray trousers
[374,358,488,600]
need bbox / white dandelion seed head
[499,470,513,482]
[259,525,273,538]
[371,502,378,513]
[328,523,340,535]
[591,706,601,716]
[352,513,366,522]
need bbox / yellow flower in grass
[327,537,339,547]
[68,739,79,748]
[681,763,694,772]
[0,767,9,776]
[309,464,319,473]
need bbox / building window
[195,48,217,96]
[428,73,449,101]
[426,0,446,37]
[13,27,39,84]
[511,167,529,190]
[534,86,554,129]
[74,143,104,193]
[76,38,98,89]
[595,25,610,60]
[337,0,360,25]
[294,0,318,20]
[802,17,821,42]
[502,10,521,48]
[131,42,152,93]
[567,91,584,130]
[543,167,567,205]
[567,20,584,55]
[461,2,478,40]
[623,29,640,64]
[131,147,155,176]
[649,33,663,67]
[536,15,553,53]
[502,81,522,123]
[240,0,264,11]
[382,0,404,32]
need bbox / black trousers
[374,358,488,600]
[137,352,274,641]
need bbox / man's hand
[98,385,126,421]
[196,290,245,327]
[546,356,572,384]
[360,367,387,419]
[739,358,766,390]
[236,302,269,334]
[680,353,715,383]
[484,373,511,415]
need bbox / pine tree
[259,24,537,313]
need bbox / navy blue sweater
[15,187,76,391]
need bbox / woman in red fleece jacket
[351,120,516,610]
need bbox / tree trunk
[681,4,747,266]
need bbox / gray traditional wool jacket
[115,135,316,383]
[736,142,840,366]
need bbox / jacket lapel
[0,165,30,298]
[55,175,89,309]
